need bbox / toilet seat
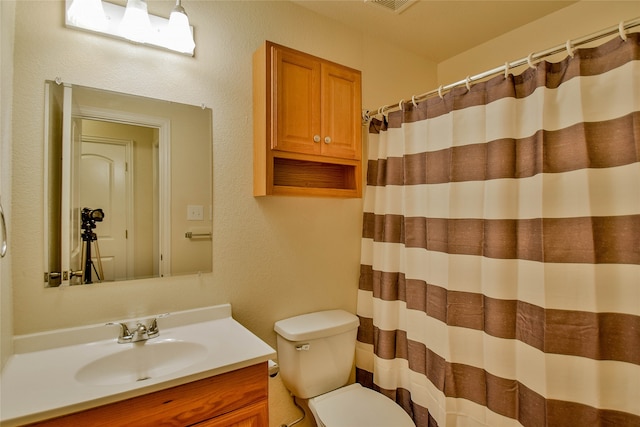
[308,383,415,427]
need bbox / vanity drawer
[28,362,268,426]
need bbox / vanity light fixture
[64,0,196,56]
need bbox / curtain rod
[364,17,640,121]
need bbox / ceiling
[290,0,578,62]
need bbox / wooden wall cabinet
[253,41,362,198]
[28,363,268,427]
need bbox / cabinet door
[321,63,362,160]
[195,401,268,427]
[272,46,321,155]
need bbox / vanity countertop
[0,304,276,426]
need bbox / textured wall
[437,1,640,84]
[1,0,16,369]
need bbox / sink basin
[75,339,208,386]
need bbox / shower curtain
[356,33,639,427]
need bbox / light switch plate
[187,205,204,220]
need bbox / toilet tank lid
[274,310,360,341]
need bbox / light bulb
[66,0,108,31]
[120,0,152,43]
[166,2,195,54]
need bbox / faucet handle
[106,322,133,343]
[147,312,170,337]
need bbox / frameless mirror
[44,80,212,287]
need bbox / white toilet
[274,310,415,427]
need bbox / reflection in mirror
[44,81,213,287]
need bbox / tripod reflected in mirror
[80,207,105,284]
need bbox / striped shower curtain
[356,33,639,427]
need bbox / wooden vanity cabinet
[27,362,268,427]
[194,401,267,427]
[253,41,362,198]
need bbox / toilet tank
[274,310,360,399]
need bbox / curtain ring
[619,21,628,41]
[465,76,471,92]
[438,85,444,99]
[380,105,389,118]
[504,62,510,79]
[527,52,536,69]
[565,40,575,58]
[411,95,418,108]
[398,99,404,111]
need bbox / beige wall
[437,1,639,84]
[0,0,16,368]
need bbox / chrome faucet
[132,322,150,342]
[106,313,169,344]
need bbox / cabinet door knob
[313,135,321,143]
[324,136,332,144]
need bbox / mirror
[44,81,213,287]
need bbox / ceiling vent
[365,0,417,14]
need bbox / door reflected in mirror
[44,81,213,286]
[80,120,157,282]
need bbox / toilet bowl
[274,310,415,427]
[309,383,414,427]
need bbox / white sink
[75,339,208,386]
